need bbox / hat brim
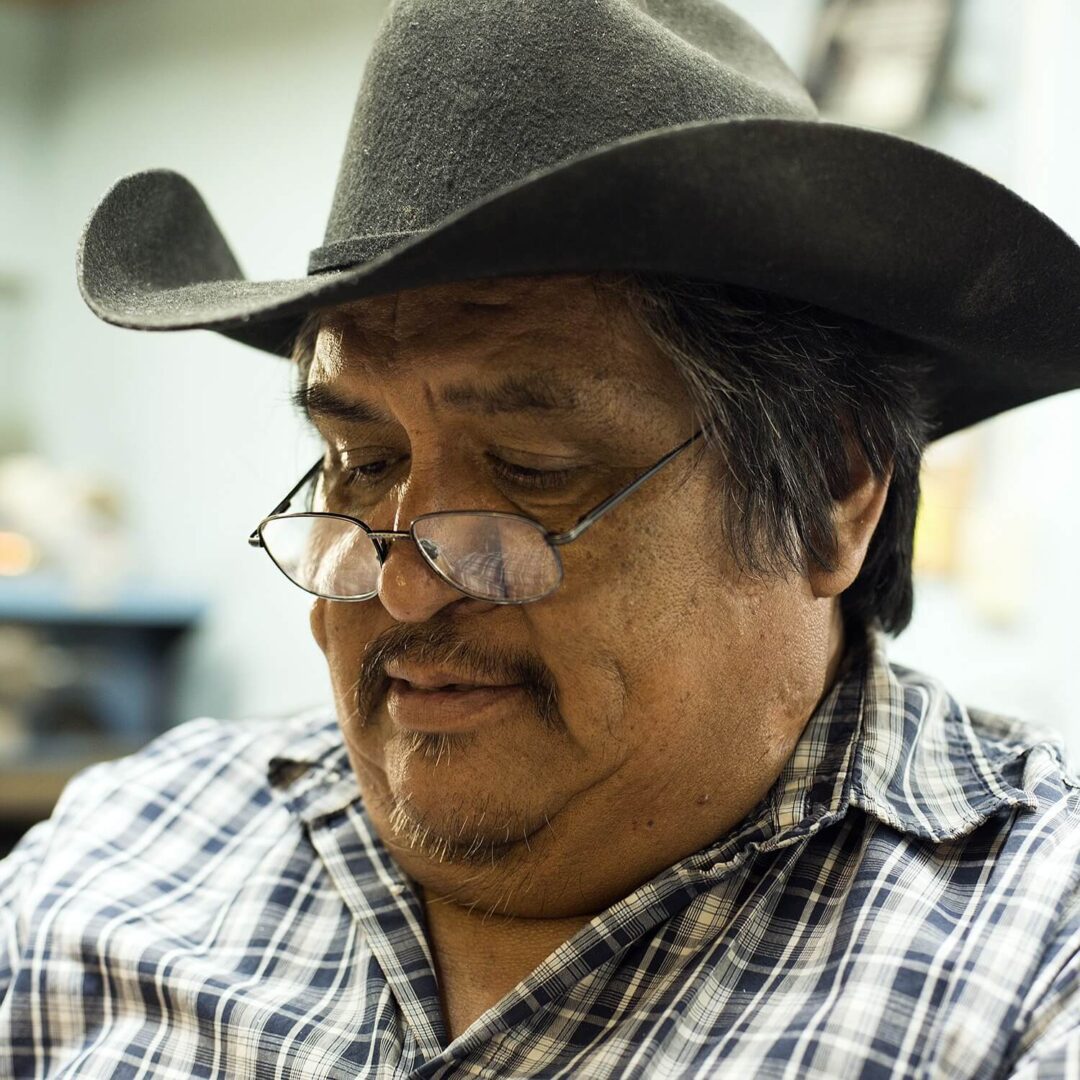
[77,117,1080,439]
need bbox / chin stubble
[344,621,563,870]
[385,789,551,869]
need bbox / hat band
[307,230,425,275]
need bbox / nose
[373,527,453,622]
[376,531,473,622]
[373,455,508,621]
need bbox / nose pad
[376,533,440,571]
[417,537,441,562]
[372,535,392,562]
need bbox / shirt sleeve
[1001,884,1080,1079]
[0,755,123,1007]
[0,816,55,1005]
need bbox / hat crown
[310,0,817,272]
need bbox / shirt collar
[268,713,360,824]
[268,622,1040,845]
[763,620,1039,846]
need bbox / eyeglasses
[248,429,705,605]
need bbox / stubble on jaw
[338,718,535,872]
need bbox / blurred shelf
[0,575,205,830]
[0,573,204,628]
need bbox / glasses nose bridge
[363,527,415,561]
[363,524,456,605]
[365,529,414,541]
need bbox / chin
[360,726,585,871]
[378,786,547,871]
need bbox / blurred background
[0,0,1078,850]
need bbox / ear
[807,452,891,600]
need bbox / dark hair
[601,272,934,635]
[291,273,934,635]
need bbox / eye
[486,455,578,491]
[338,455,578,492]
[342,460,394,487]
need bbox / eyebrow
[292,373,581,425]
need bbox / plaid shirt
[2,625,1079,1079]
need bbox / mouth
[385,677,525,733]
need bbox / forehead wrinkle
[308,324,674,432]
[317,318,594,387]
[327,291,512,363]
[319,275,612,375]
[438,371,580,415]
[298,369,657,446]
[307,281,685,436]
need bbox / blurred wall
[5,0,394,723]
[0,4,56,453]
[883,0,1080,750]
[2,0,1078,753]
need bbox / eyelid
[484,453,578,473]
[328,441,588,465]
[489,450,585,469]
[324,451,585,498]
[324,438,600,477]
[324,442,406,459]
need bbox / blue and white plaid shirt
[2,624,1079,1079]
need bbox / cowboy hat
[76,0,1080,439]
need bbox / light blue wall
[6,0,393,722]
[1,4,59,450]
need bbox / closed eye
[486,455,579,490]
[341,456,579,492]
[341,460,395,486]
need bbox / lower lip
[385,678,525,732]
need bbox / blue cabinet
[0,575,203,840]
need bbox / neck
[421,884,596,1029]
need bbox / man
[3,0,1080,1076]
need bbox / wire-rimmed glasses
[248,429,705,605]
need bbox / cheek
[309,600,381,697]
[534,517,719,705]
[558,509,718,637]
[547,502,792,720]
[309,599,329,655]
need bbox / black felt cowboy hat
[77,0,1080,438]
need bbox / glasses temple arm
[549,429,705,546]
[247,457,324,547]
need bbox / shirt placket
[282,763,447,1064]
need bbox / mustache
[354,618,562,732]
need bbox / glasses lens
[260,514,380,599]
[412,513,562,602]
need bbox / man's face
[305,274,844,919]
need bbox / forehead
[310,273,669,396]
